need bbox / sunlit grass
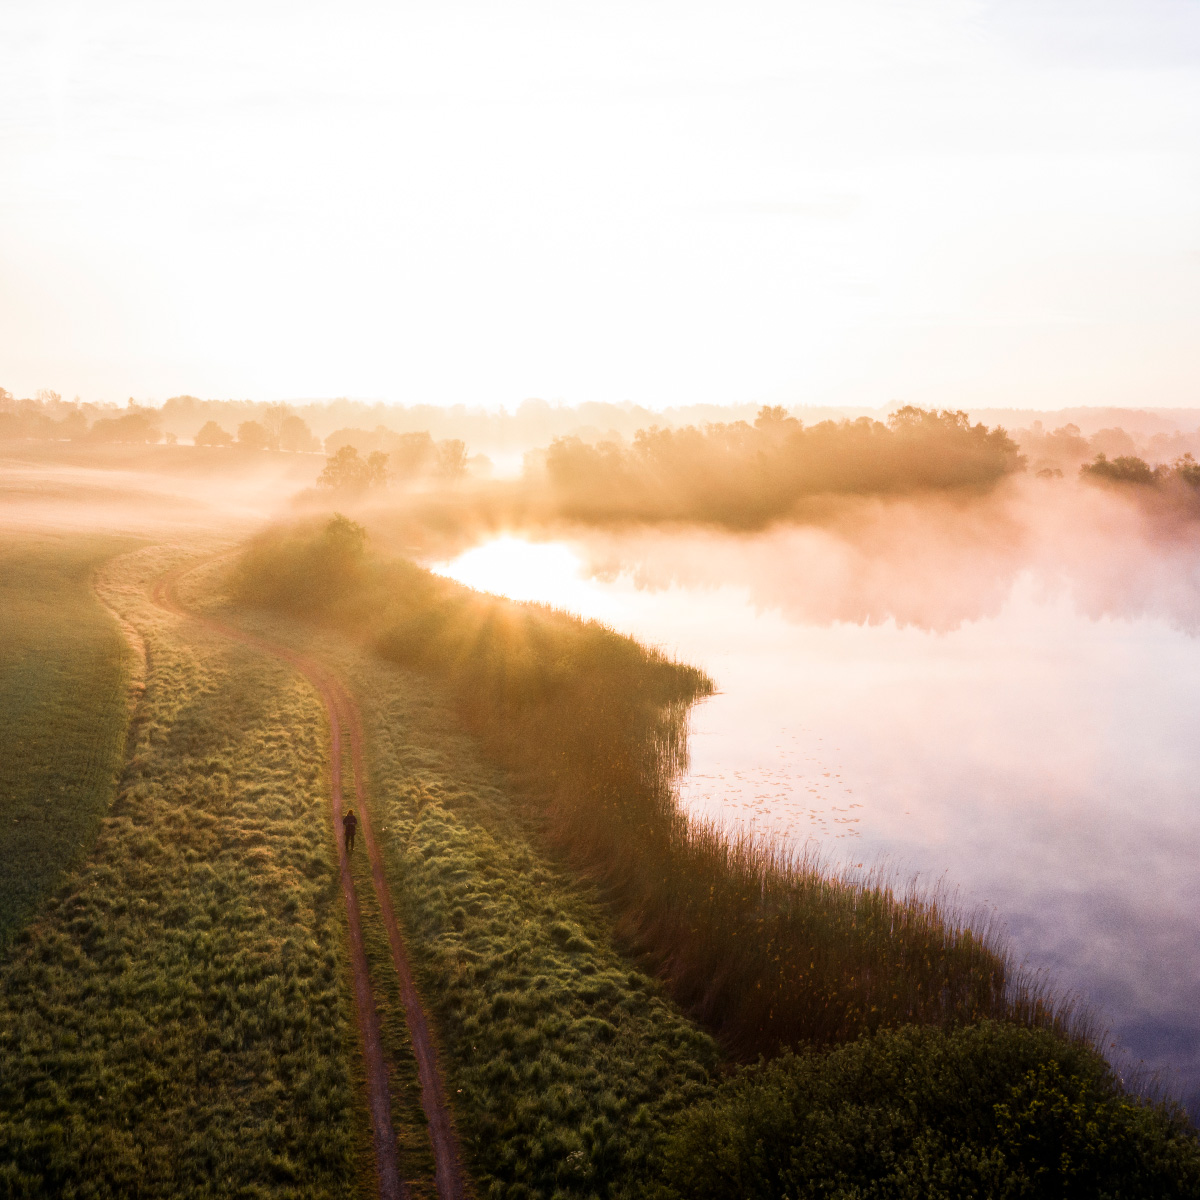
[0,545,367,1197]
[212,603,722,1199]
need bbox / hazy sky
[2,1,1198,410]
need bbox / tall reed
[235,518,1080,1057]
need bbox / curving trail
[326,673,469,1200]
[151,564,466,1200]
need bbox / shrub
[657,1022,1200,1199]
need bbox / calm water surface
[431,506,1200,1105]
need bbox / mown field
[0,543,431,1198]
[0,531,135,952]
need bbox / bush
[234,513,368,612]
[657,1022,1200,1200]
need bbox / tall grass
[234,518,1076,1058]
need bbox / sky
[1,0,1198,411]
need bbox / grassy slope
[0,531,135,951]
[0,544,390,1198]
[213,602,720,1200]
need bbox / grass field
[5,524,1196,1196]
[0,531,136,952]
[202,597,722,1200]
[0,542,419,1198]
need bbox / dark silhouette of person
[343,809,358,852]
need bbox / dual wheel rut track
[151,564,467,1200]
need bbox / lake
[430,488,1200,1108]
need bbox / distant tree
[1088,427,1138,460]
[435,438,468,481]
[260,403,289,451]
[278,414,319,453]
[323,427,382,456]
[195,420,234,447]
[319,445,365,490]
[887,405,971,434]
[391,431,437,479]
[366,451,390,488]
[1172,453,1200,488]
[317,445,389,492]
[89,411,162,443]
[237,420,270,451]
[58,410,89,439]
[1080,453,1158,486]
[754,405,801,438]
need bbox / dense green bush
[656,1022,1200,1199]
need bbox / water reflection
[430,485,1200,1107]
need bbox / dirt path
[328,674,468,1200]
[150,565,465,1200]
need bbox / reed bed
[235,517,1080,1058]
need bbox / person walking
[343,808,358,853]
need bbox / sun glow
[431,536,594,612]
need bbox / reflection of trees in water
[572,480,1200,634]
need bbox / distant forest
[522,407,1021,525]
[6,388,1200,516]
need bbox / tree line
[533,405,1026,526]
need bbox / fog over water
[431,480,1200,1107]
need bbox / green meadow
[0,544,389,1197]
[0,532,135,951]
[188,568,722,1199]
[2,519,1198,1197]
